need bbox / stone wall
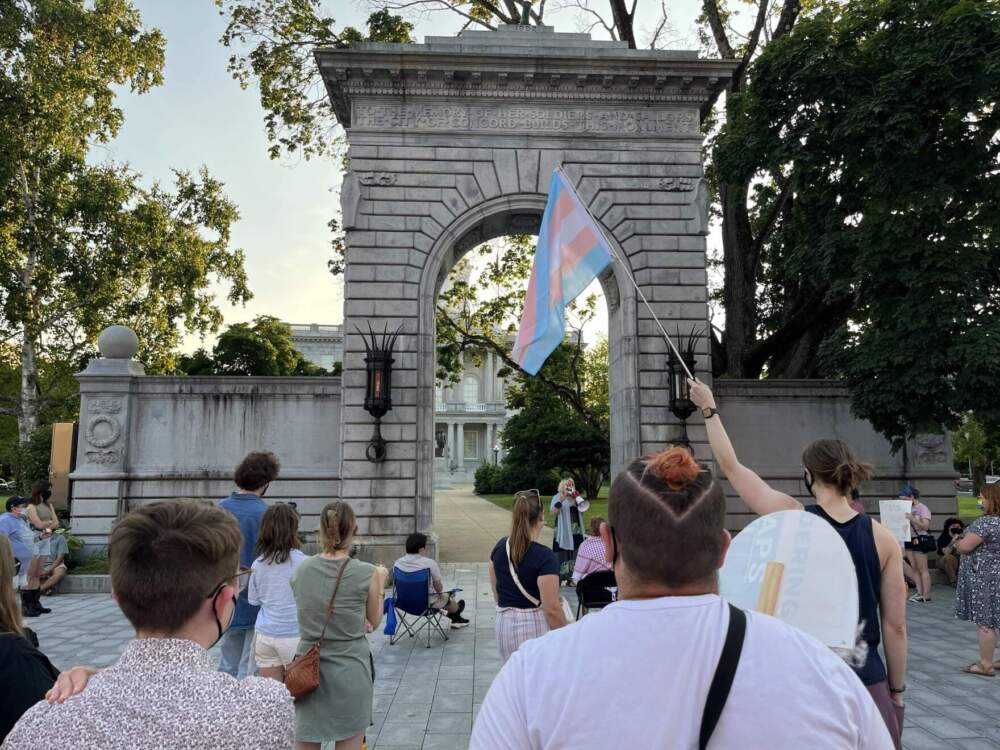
[71,351,343,550]
[716,379,958,532]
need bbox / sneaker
[908,593,924,603]
[449,616,470,629]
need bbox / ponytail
[509,492,543,565]
[802,439,874,495]
[319,500,356,553]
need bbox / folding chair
[390,567,450,648]
[575,570,617,618]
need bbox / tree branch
[733,0,771,86]
[773,0,802,40]
[701,0,734,58]
[437,307,608,437]
[608,0,637,48]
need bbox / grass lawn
[957,494,982,520]
[479,486,610,528]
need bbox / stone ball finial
[97,325,139,360]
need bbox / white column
[486,351,495,402]
[450,422,458,465]
[456,422,465,467]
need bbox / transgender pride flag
[512,168,614,375]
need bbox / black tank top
[804,504,886,685]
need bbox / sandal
[961,663,995,677]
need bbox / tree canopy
[716,0,1000,445]
[179,316,336,376]
[0,0,251,442]
[501,339,610,499]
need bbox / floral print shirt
[2,638,294,750]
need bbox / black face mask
[803,470,815,498]
[209,586,236,648]
[610,526,619,566]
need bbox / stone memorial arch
[319,24,737,560]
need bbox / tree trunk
[718,181,758,377]
[19,331,39,444]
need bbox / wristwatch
[702,407,719,420]
[889,684,906,694]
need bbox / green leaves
[0,1,251,439]
[216,2,413,160]
[179,316,329,376]
[714,0,1000,445]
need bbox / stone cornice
[317,27,737,127]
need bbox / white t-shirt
[248,549,307,638]
[471,594,892,750]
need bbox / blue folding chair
[390,567,450,648]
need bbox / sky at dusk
[102,1,716,351]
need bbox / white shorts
[253,633,300,668]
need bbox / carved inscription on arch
[352,103,698,136]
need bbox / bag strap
[317,558,350,643]
[698,604,747,750]
[505,538,541,608]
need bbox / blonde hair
[320,501,356,553]
[558,478,575,494]
[509,492,544,565]
[0,536,21,634]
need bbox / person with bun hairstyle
[472,448,893,750]
[489,490,567,664]
[689,379,908,749]
[290,501,388,750]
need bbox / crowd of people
[1,382,998,748]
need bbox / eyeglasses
[514,489,540,501]
[205,566,252,600]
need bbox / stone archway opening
[428,208,620,560]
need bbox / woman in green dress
[291,501,388,750]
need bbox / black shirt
[0,631,59,741]
[490,537,559,609]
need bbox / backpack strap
[699,604,747,750]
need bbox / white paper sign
[879,500,912,545]
[720,510,858,651]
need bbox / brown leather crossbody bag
[284,558,349,700]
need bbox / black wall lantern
[667,327,703,446]
[357,323,402,463]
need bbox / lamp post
[357,323,402,463]
[667,328,702,448]
[493,443,499,465]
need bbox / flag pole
[555,165,695,380]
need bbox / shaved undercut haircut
[608,448,726,588]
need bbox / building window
[462,375,480,404]
[435,385,444,408]
[434,428,447,457]
[464,430,480,459]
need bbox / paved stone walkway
[24,577,1000,749]
[434,488,511,563]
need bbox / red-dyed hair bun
[647,447,700,490]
